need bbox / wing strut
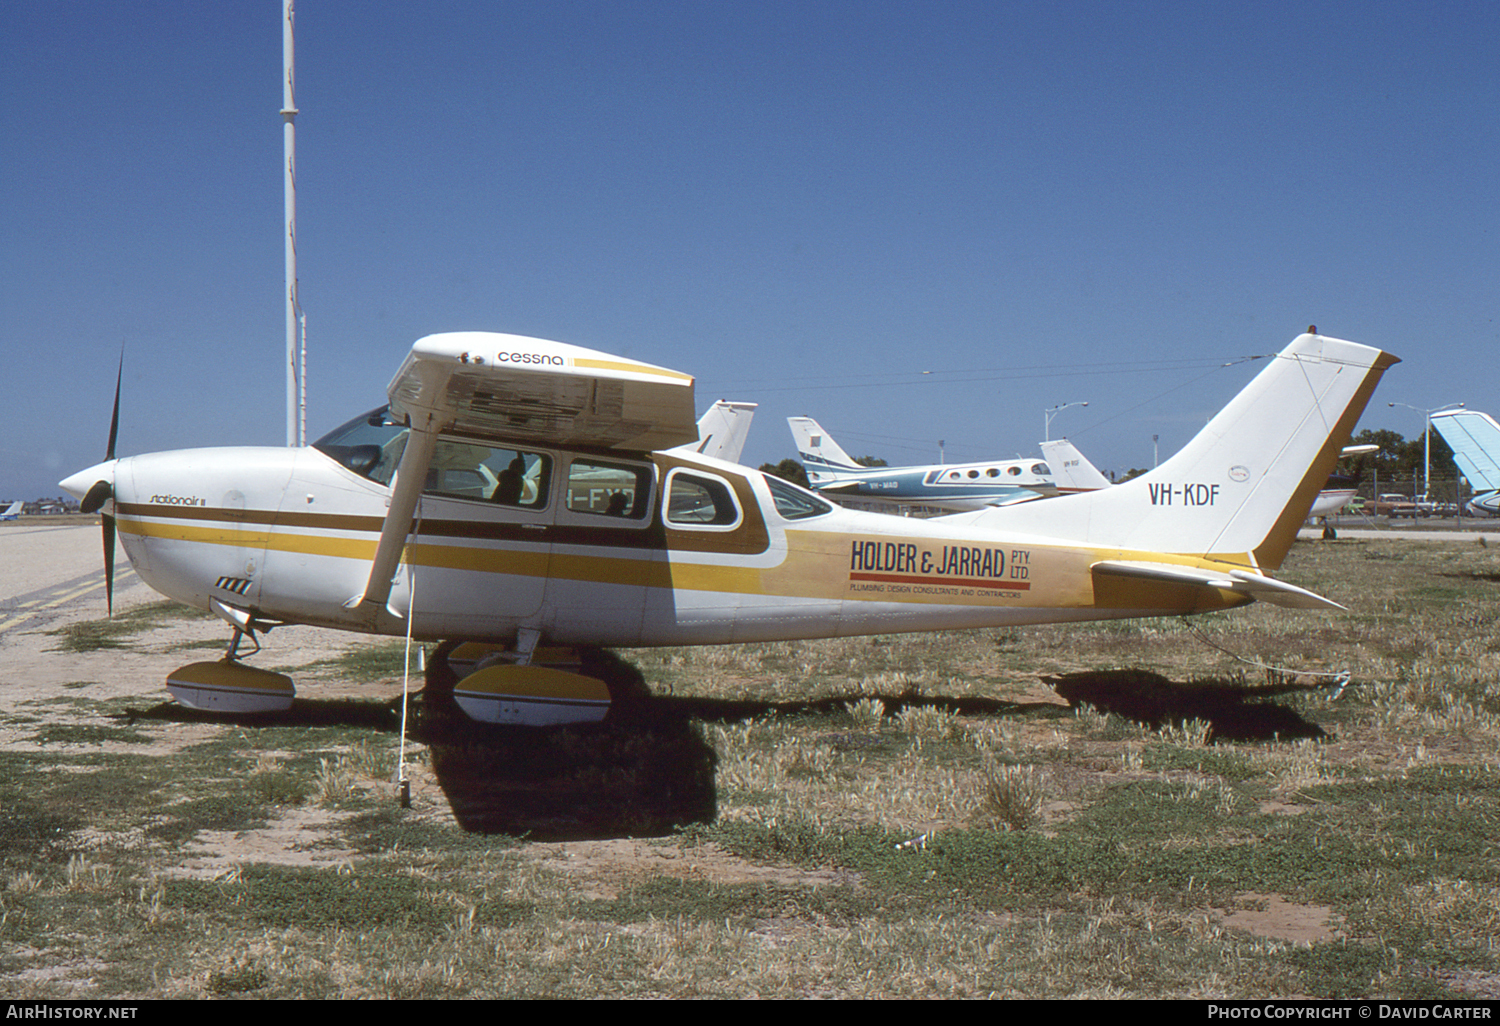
[355,408,443,616]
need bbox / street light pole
[283,0,302,447]
[1045,401,1088,442]
[1389,401,1465,501]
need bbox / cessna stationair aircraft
[61,328,1396,725]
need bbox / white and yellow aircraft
[60,329,1396,725]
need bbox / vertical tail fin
[788,417,862,476]
[1430,410,1500,493]
[670,400,758,463]
[956,332,1399,568]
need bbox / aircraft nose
[60,460,117,504]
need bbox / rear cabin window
[566,459,651,519]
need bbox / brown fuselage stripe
[115,502,768,556]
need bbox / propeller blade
[95,349,124,616]
[106,351,122,461]
[102,513,116,619]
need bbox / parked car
[1373,494,1419,517]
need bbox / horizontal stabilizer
[1091,560,1345,611]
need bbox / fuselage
[59,329,1404,663]
[805,459,1055,511]
[63,424,1250,651]
[1468,491,1500,517]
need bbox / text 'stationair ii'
[61,329,1396,724]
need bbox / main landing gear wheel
[424,640,649,726]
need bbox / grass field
[3,537,1499,998]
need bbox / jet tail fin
[1039,439,1112,493]
[950,332,1399,570]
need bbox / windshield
[313,406,409,485]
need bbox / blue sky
[4,1,1496,500]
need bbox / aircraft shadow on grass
[121,656,1329,841]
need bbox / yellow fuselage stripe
[118,513,1255,613]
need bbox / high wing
[359,332,698,614]
[386,332,697,452]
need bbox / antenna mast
[282,0,304,446]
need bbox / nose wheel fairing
[165,660,295,714]
[163,602,296,714]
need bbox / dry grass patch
[8,536,1500,997]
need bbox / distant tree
[759,459,809,487]
[1343,429,1408,484]
[1118,468,1149,483]
[1343,428,1454,486]
[854,456,888,467]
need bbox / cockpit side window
[313,408,552,506]
[313,406,408,486]
[425,438,550,508]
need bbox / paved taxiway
[1297,523,1500,543]
[0,519,145,637]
